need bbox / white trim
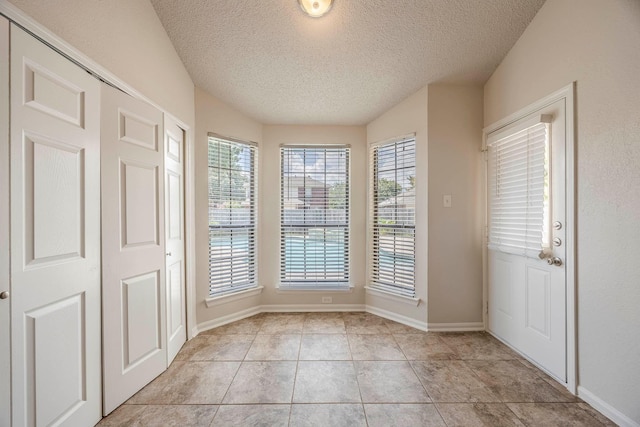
[275,284,354,294]
[195,306,262,335]
[427,322,484,332]
[364,286,421,306]
[578,386,638,427]
[261,304,365,313]
[205,286,264,308]
[365,305,427,331]
[483,84,574,135]
[482,82,577,393]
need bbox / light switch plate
[443,194,452,208]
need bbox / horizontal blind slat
[208,136,258,297]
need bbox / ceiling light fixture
[298,0,334,18]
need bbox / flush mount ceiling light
[298,0,334,18]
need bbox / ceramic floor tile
[136,405,218,426]
[517,359,580,403]
[258,314,305,334]
[126,361,186,404]
[97,404,147,426]
[348,334,406,360]
[468,360,576,403]
[244,334,301,360]
[187,334,254,361]
[440,332,521,360]
[355,361,430,403]
[394,334,458,360]
[303,316,346,333]
[384,320,427,334]
[299,334,352,360]
[157,361,240,404]
[222,361,297,404]
[577,403,619,426]
[436,403,525,427]
[293,361,361,403]
[100,314,612,426]
[202,315,264,335]
[174,336,212,361]
[290,404,367,427]
[411,360,500,403]
[211,404,290,427]
[364,403,447,427]
[507,403,610,426]
[343,313,391,334]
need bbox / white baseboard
[578,386,639,427]
[261,304,365,313]
[427,322,485,332]
[195,306,261,335]
[365,305,428,331]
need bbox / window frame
[207,133,258,298]
[368,135,417,298]
[279,144,351,290]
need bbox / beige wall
[427,85,484,325]
[366,86,429,325]
[484,0,640,423]
[195,88,263,324]
[8,0,195,126]
[260,125,367,307]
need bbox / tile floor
[98,312,615,426]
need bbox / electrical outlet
[322,296,332,304]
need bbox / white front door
[164,115,187,363]
[9,25,102,426]
[101,84,167,414]
[487,98,568,381]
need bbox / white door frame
[0,15,11,427]
[0,2,197,341]
[482,83,576,393]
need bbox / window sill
[205,286,264,308]
[364,286,421,306]
[276,284,354,294]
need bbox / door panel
[164,115,187,363]
[10,25,102,427]
[488,98,567,381]
[0,16,10,427]
[102,84,166,414]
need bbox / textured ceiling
[150,0,545,125]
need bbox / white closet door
[9,25,102,427]
[101,83,167,414]
[0,15,10,427]
[164,115,187,363]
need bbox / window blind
[280,146,350,287]
[208,135,257,296]
[487,118,551,258]
[369,137,416,297]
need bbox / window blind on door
[208,134,258,296]
[487,117,551,258]
[280,146,350,288]
[369,136,416,297]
